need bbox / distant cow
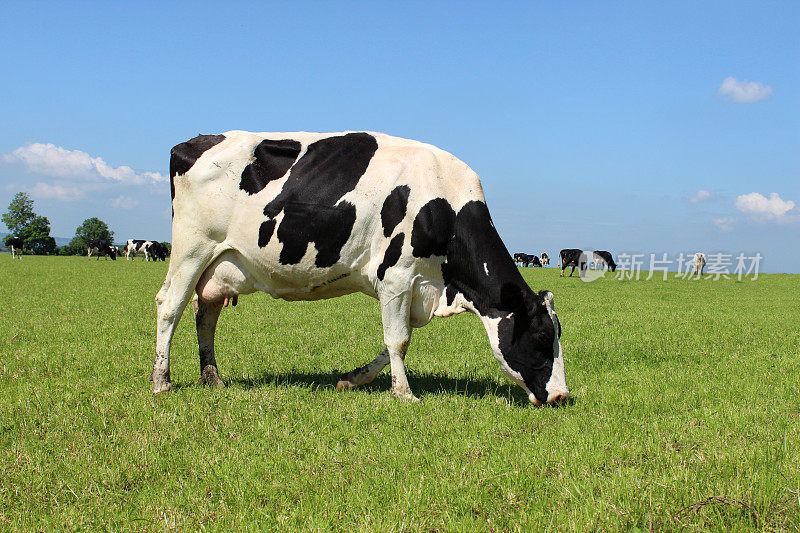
[592,251,617,272]
[540,253,549,266]
[152,131,568,406]
[513,253,537,267]
[559,249,589,277]
[87,239,117,260]
[692,252,706,276]
[126,239,155,261]
[6,236,23,259]
[148,241,168,261]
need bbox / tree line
[2,192,168,256]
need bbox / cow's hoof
[391,390,420,403]
[336,379,356,391]
[200,365,226,388]
[153,381,172,394]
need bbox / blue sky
[1,1,798,271]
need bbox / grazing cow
[592,251,617,272]
[692,252,706,276]
[126,239,155,261]
[531,255,542,267]
[559,249,588,277]
[148,241,168,261]
[513,253,537,268]
[87,239,117,260]
[540,252,550,266]
[153,131,568,405]
[6,236,23,259]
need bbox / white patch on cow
[483,262,489,276]
[542,297,568,402]
[433,289,471,317]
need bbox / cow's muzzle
[529,391,569,406]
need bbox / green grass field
[1,255,798,531]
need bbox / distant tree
[62,237,86,255]
[2,192,36,235]
[70,217,114,254]
[19,215,56,255]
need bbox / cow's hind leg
[194,297,225,387]
[152,254,212,393]
[379,292,417,402]
[336,348,390,390]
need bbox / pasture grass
[1,255,798,531]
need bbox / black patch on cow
[411,198,456,258]
[170,134,226,179]
[381,185,410,237]
[258,220,276,248]
[441,201,524,316]
[377,232,404,281]
[169,134,226,216]
[240,139,302,195]
[261,132,378,268]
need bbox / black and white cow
[126,239,155,261]
[592,250,616,272]
[6,236,23,259]
[148,241,168,261]
[87,239,117,260]
[540,252,550,266]
[513,253,537,268]
[153,131,568,405]
[558,249,589,277]
[692,252,706,276]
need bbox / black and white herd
[81,239,169,261]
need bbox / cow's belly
[197,246,374,304]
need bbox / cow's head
[485,286,568,405]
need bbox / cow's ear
[500,284,525,312]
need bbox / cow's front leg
[194,296,225,387]
[380,292,417,402]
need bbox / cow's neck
[442,200,534,318]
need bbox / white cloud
[716,77,773,103]
[111,195,139,210]
[713,217,736,232]
[2,143,167,185]
[687,190,712,203]
[735,192,795,220]
[29,182,86,201]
